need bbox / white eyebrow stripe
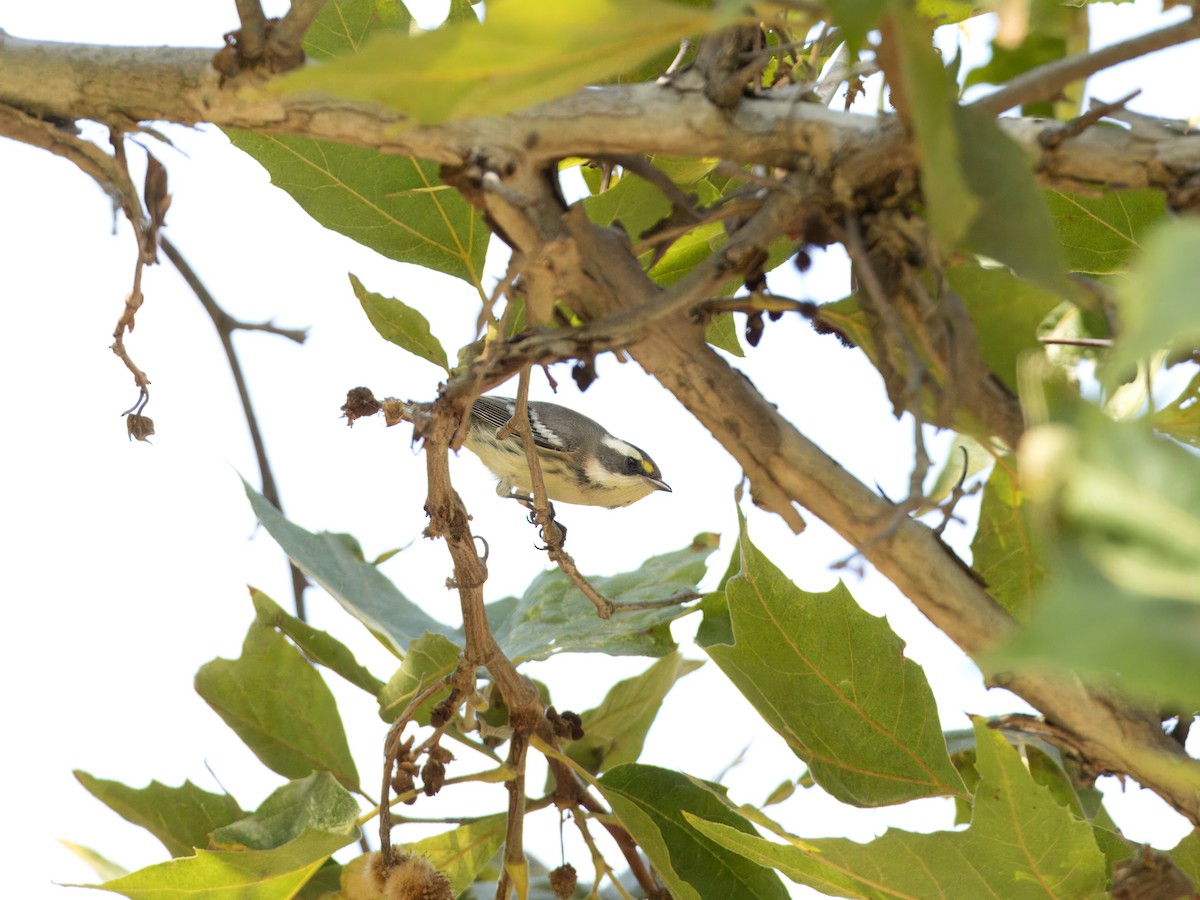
[602,435,639,457]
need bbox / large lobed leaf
[699,512,964,807]
[688,719,1107,898]
[275,0,731,123]
[223,130,487,287]
[73,773,244,859]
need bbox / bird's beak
[646,476,672,493]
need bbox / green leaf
[252,590,386,696]
[377,631,462,723]
[73,772,243,858]
[402,814,508,896]
[275,0,729,123]
[888,12,1065,288]
[78,829,356,900]
[583,171,672,243]
[567,652,702,774]
[350,273,450,371]
[689,719,1107,899]
[970,459,1045,620]
[888,10,977,248]
[59,841,128,882]
[302,0,411,60]
[946,264,1061,393]
[1046,188,1167,275]
[488,533,717,661]
[223,130,487,287]
[826,0,886,52]
[1171,830,1200,885]
[996,407,1200,707]
[597,765,790,900]
[705,311,745,357]
[245,483,455,653]
[1104,219,1200,389]
[212,773,359,851]
[954,106,1066,290]
[195,622,360,790]
[1152,370,1200,448]
[698,511,965,806]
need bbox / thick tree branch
[2,33,1200,208]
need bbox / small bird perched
[463,395,671,508]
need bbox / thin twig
[159,235,310,620]
[1038,336,1114,348]
[1038,90,1141,150]
[970,17,1200,116]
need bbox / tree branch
[970,15,1200,116]
[158,235,310,620]
[3,33,1199,209]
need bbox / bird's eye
[625,456,642,474]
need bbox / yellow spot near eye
[641,459,655,474]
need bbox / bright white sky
[1,2,1197,898]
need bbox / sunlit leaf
[302,0,410,60]
[77,829,355,900]
[73,773,243,858]
[60,841,128,882]
[276,0,730,123]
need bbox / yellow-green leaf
[275,0,731,123]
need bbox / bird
[462,395,671,508]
